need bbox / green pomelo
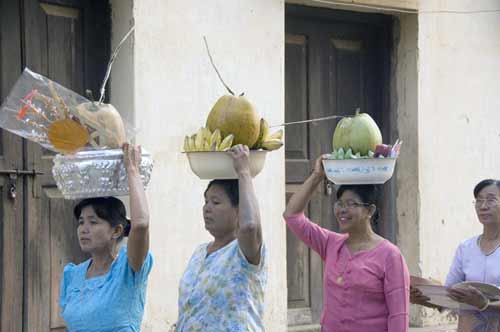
[332,112,382,156]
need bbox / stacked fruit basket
[183,39,284,180]
[323,110,401,185]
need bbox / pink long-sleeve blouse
[285,212,410,332]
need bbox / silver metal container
[52,149,153,199]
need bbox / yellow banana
[267,129,283,141]
[261,139,283,151]
[188,136,196,151]
[210,140,218,151]
[253,118,269,149]
[202,127,212,146]
[218,134,234,151]
[183,136,191,152]
[195,128,205,151]
[211,129,222,149]
[203,140,211,151]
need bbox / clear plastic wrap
[0,68,153,199]
[0,68,135,153]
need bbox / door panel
[0,1,26,331]
[285,5,392,329]
[23,1,110,330]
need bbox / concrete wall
[112,0,287,331]
[416,0,500,326]
[110,0,134,126]
[390,12,422,325]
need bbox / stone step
[410,324,457,332]
[288,324,321,332]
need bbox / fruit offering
[332,110,382,156]
[183,37,284,153]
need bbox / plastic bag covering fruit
[73,102,127,149]
[48,118,89,153]
[332,110,382,156]
[0,68,135,153]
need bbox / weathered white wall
[390,12,423,325]
[113,0,287,331]
[110,0,134,126]
[416,0,500,326]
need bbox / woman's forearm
[128,170,149,228]
[237,172,262,264]
[283,172,323,218]
[123,144,150,272]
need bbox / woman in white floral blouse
[175,144,267,332]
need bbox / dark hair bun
[123,219,131,237]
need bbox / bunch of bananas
[252,118,284,151]
[183,127,235,152]
[183,119,284,152]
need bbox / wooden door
[0,2,27,331]
[285,5,392,330]
[0,0,110,331]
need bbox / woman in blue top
[59,144,153,332]
[176,144,267,332]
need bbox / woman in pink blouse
[283,155,410,332]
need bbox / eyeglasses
[333,201,371,210]
[473,199,499,208]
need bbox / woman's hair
[336,184,380,221]
[73,197,131,239]
[205,179,239,207]
[474,179,500,198]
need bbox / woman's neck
[346,222,377,245]
[483,223,500,241]
[89,246,118,275]
[209,233,236,253]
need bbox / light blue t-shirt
[176,239,267,332]
[59,245,153,332]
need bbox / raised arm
[283,155,327,218]
[229,145,262,265]
[123,144,150,272]
[283,155,337,259]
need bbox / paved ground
[288,324,458,332]
[409,325,457,332]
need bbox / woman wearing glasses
[283,155,410,332]
[411,179,500,332]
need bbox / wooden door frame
[286,4,396,241]
[285,4,395,328]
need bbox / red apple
[374,144,392,157]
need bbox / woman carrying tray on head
[59,144,153,332]
[411,179,500,332]
[175,144,267,332]
[283,155,410,332]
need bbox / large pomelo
[206,94,260,147]
[332,111,382,155]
